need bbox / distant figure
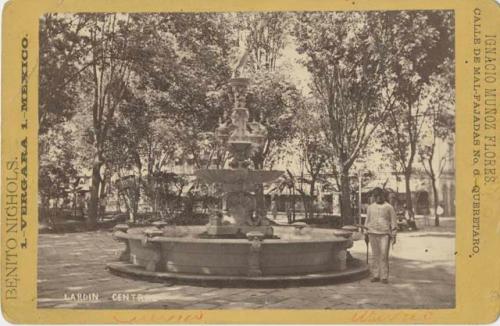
[401,203,417,231]
[77,193,87,219]
[47,197,60,229]
[271,199,278,220]
[285,201,292,224]
[364,187,398,284]
[436,204,444,217]
[401,203,415,221]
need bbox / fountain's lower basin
[108,226,368,283]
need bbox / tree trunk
[425,156,440,227]
[431,177,439,226]
[252,157,266,222]
[88,158,102,230]
[301,194,309,220]
[184,193,194,216]
[116,191,122,213]
[340,170,353,225]
[72,191,77,218]
[404,170,414,219]
[123,191,136,223]
[132,185,140,220]
[98,176,107,220]
[40,194,50,225]
[309,181,316,219]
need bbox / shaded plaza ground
[37,217,455,309]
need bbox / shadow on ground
[408,233,455,238]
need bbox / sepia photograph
[37,11,456,310]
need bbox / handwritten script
[351,310,434,323]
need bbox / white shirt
[365,202,398,235]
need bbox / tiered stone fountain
[107,68,368,284]
[195,76,282,238]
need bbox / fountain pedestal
[205,192,274,236]
[195,169,282,237]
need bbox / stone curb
[106,259,369,287]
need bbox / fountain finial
[232,48,250,79]
[232,29,250,79]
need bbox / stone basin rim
[115,225,354,244]
[114,232,352,244]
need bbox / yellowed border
[2,0,499,323]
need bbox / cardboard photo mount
[1,0,499,323]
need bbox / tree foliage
[247,71,301,169]
[418,61,455,225]
[294,12,395,224]
[39,14,90,133]
[378,11,454,215]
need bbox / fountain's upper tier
[195,76,283,185]
[211,77,270,169]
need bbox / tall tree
[105,95,150,222]
[379,11,454,217]
[79,14,137,228]
[294,100,331,219]
[73,13,165,227]
[100,13,235,219]
[39,14,87,224]
[294,12,395,225]
[418,63,455,226]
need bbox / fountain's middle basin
[113,226,354,277]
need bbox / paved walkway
[37,219,455,309]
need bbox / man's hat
[372,187,385,197]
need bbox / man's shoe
[370,277,380,282]
[381,279,388,284]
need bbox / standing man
[364,187,398,284]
